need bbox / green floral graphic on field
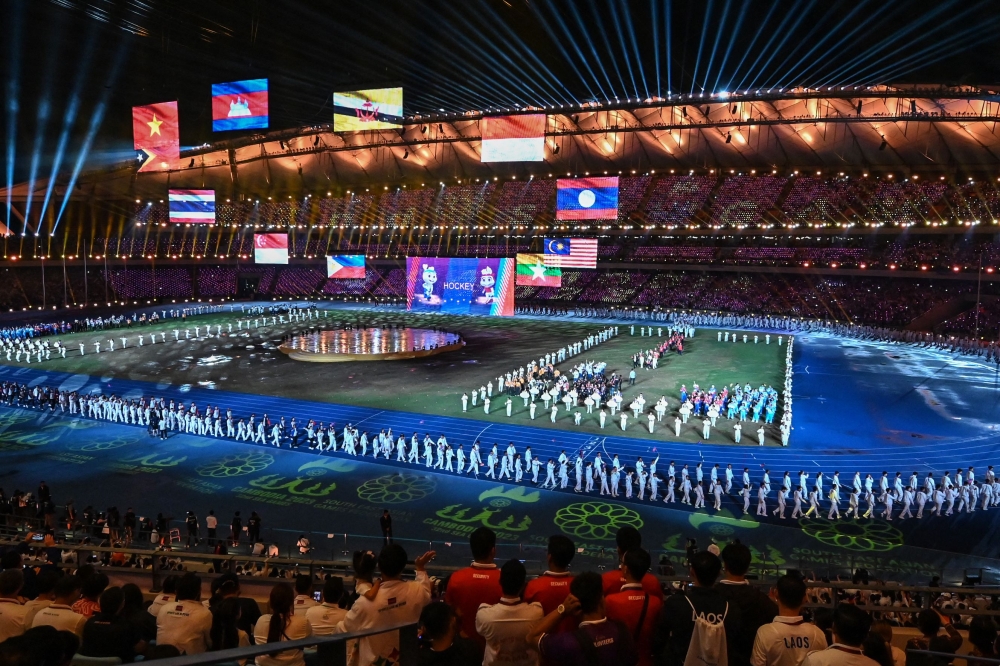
[357,473,436,504]
[799,517,903,552]
[69,435,140,451]
[197,451,275,478]
[554,502,643,541]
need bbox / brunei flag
[133,101,180,173]
[516,253,562,287]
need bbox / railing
[149,622,418,666]
[907,649,1000,666]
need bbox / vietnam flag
[516,253,562,287]
[133,101,179,173]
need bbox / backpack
[683,595,728,666]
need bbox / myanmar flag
[516,253,562,287]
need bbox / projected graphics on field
[132,101,179,173]
[327,255,365,279]
[406,257,514,316]
[333,88,403,132]
[212,79,269,131]
[481,114,546,162]
[254,233,289,265]
[168,190,215,224]
[556,176,619,221]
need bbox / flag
[556,176,619,220]
[168,190,215,224]
[212,79,269,131]
[333,88,404,131]
[133,102,180,173]
[481,114,545,162]
[516,253,561,287]
[326,255,365,279]
[254,233,289,265]
[544,238,598,269]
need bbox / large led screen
[481,114,546,162]
[212,79,269,131]
[254,233,289,265]
[333,88,403,132]
[168,190,215,224]
[406,257,514,317]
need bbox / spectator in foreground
[524,535,577,634]
[444,526,502,651]
[717,543,777,666]
[528,571,639,666]
[120,583,157,644]
[476,558,544,666]
[418,601,482,666]
[209,597,250,652]
[863,632,895,666]
[72,573,109,618]
[337,543,436,666]
[31,575,87,638]
[871,620,905,666]
[80,586,147,663]
[254,582,312,666]
[653,551,741,666]
[752,574,827,666]
[905,610,963,666]
[801,604,879,666]
[21,570,58,630]
[155,572,212,655]
[967,616,999,666]
[208,573,261,636]
[0,569,29,643]
[293,574,318,616]
[304,577,348,635]
[606,548,662,666]
[0,625,79,666]
[603,526,664,599]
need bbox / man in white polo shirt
[305,578,348,635]
[156,573,212,655]
[31,575,87,637]
[0,570,30,642]
[293,574,319,616]
[476,559,544,666]
[800,605,879,666]
[752,575,827,666]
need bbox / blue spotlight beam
[530,3,609,104]
[739,0,817,93]
[651,0,661,97]
[574,0,626,100]
[701,0,732,94]
[665,0,673,95]
[689,0,715,94]
[724,0,780,93]
[711,0,749,95]
[5,2,24,235]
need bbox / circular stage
[278,327,464,362]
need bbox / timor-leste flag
[516,253,562,287]
[133,101,180,173]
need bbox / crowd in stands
[2,516,997,666]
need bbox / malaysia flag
[481,114,546,162]
[212,79,269,131]
[326,255,365,279]
[543,238,598,269]
[254,233,289,265]
[556,176,619,220]
[168,190,215,224]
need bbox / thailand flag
[326,255,365,279]
[212,79,269,131]
[481,114,545,162]
[254,233,288,265]
[168,190,215,224]
[556,176,619,220]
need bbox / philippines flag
[556,176,619,220]
[212,79,269,131]
[544,238,599,269]
[481,114,545,162]
[254,233,289,265]
[326,255,365,279]
[168,190,215,224]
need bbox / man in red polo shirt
[606,548,662,666]
[602,526,663,599]
[525,535,578,633]
[444,526,502,651]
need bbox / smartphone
[313,590,322,602]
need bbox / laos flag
[556,176,618,220]
[212,79,269,131]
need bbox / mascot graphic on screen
[417,263,441,305]
[476,266,496,305]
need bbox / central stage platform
[278,327,464,362]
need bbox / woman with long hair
[253,582,312,666]
[211,597,250,653]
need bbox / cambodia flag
[326,255,365,279]
[254,233,288,265]
[556,176,619,220]
[133,101,179,173]
[212,79,269,131]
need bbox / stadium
[1,1,1000,665]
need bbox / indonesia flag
[481,114,546,162]
[168,190,215,224]
[326,255,365,279]
[212,79,269,131]
[556,176,619,220]
[254,233,289,265]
